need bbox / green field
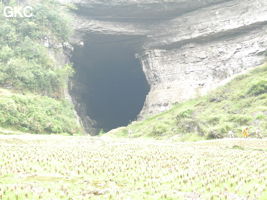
[0,135,266,200]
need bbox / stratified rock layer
[64,0,267,120]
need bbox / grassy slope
[0,89,79,134]
[110,63,267,140]
[0,1,81,135]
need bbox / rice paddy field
[0,135,267,200]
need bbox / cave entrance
[71,34,149,133]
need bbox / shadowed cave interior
[71,34,149,133]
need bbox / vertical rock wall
[138,0,267,117]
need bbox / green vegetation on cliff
[112,63,267,140]
[0,1,72,95]
[0,1,80,134]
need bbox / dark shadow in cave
[71,34,149,132]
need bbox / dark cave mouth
[71,34,149,133]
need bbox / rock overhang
[60,0,267,132]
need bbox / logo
[1,0,34,18]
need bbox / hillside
[0,1,81,135]
[110,63,267,140]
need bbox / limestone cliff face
[62,0,267,119]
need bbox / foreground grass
[111,63,267,140]
[0,135,266,200]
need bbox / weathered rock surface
[62,0,267,122]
